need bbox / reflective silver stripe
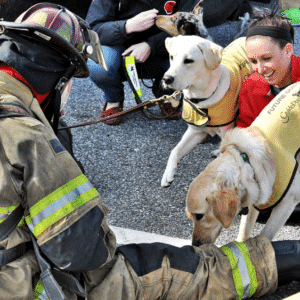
[0,214,7,220]
[27,222,34,233]
[226,242,251,299]
[31,181,93,226]
[39,289,48,300]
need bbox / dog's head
[156,12,211,39]
[186,127,276,246]
[155,0,211,39]
[161,35,223,91]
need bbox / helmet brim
[0,20,90,78]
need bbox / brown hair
[248,15,294,48]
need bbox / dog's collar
[238,149,261,208]
[238,152,251,216]
[186,73,223,104]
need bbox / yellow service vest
[182,37,252,127]
[252,82,300,210]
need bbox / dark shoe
[101,102,123,125]
[158,102,181,120]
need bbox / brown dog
[155,0,212,39]
[186,82,300,246]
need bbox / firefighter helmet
[0,2,107,78]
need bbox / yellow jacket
[252,82,300,210]
[182,37,252,127]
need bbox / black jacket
[86,0,199,57]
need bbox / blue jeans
[87,45,170,103]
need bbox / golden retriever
[186,82,300,246]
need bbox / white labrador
[161,35,252,187]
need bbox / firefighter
[0,3,299,300]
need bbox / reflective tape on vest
[33,279,51,300]
[33,279,47,299]
[25,174,99,238]
[220,241,258,300]
[0,204,25,226]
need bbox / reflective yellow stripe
[220,241,258,299]
[30,174,90,217]
[25,174,99,238]
[0,204,25,227]
[0,205,18,223]
[33,279,48,300]
[236,242,258,297]
[221,244,244,300]
[0,205,18,214]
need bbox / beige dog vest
[252,82,300,210]
[182,37,252,127]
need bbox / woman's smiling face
[246,36,293,88]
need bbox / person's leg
[88,44,126,105]
[87,45,126,124]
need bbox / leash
[58,91,182,131]
[122,58,181,120]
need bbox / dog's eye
[184,58,194,64]
[195,213,204,221]
[240,152,250,164]
[170,55,173,61]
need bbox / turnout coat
[0,72,277,299]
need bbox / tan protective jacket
[0,72,277,300]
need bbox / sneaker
[101,102,123,125]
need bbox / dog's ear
[179,22,195,35]
[185,207,193,219]
[197,39,223,70]
[165,37,174,52]
[206,188,239,228]
[192,0,204,16]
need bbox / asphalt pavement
[64,1,300,299]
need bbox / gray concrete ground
[64,1,300,298]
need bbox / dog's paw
[161,169,175,187]
[161,176,173,187]
[211,148,220,158]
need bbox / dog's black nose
[162,75,174,85]
[192,239,202,247]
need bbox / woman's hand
[122,42,151,63]
[125,9,158,34]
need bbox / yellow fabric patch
[252,82,300,210]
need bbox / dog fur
[186,125,300,246]
[155,0,212,40]
[160,34,251,187]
